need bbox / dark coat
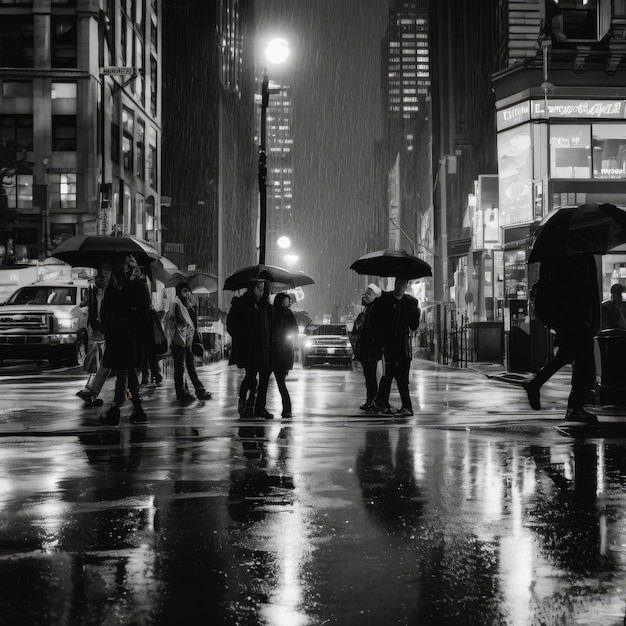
[226,291,271,370]
[353,302,381,366]
[371,290,420,363]
[100,273,151,369]
[271,308,298,372]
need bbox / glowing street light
[258,38,289,264]
[277,235,291,249]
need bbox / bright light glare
[283,254,299,265]
[265,38,289,64]
[277,236,291,249]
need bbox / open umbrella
[528,203,626,263]
[223,264,314,291]
[50,235,159,268]
[350,249,432,279]
[145,256,179,284]
[165,270,218,293]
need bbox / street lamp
[258,38,289,264]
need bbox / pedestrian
[370,277,421,417]
[522,254,600,423]
[270,292,299,418]
[166,282,211,402]
[141,343,164,386]
[601,283,626,329]
[99,253,151,425]
[352,283,382,411]
[76,272,108,407]
[226,280,273,419]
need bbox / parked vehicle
[301,323,353,369]
[0,281,91,366]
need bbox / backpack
[530,276,559,329]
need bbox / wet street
[1,359,626,625]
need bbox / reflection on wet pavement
[0,362,625,624]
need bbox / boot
[100,405,121,426]
[129,400,148,424]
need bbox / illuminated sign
[498,100,626,130]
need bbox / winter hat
[176,282,191,298]
[367,283,382,297]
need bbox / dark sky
[256,1,390,321]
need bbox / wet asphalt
[0,357,626,625]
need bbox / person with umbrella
[165,282,211,402]
[99,253,152,425]
[370,278,421,417]
[270,292,299,418]
[226,280,273,419]
[352,283,382,411]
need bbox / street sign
[100,66,135,76]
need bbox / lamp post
[258,38,289,264]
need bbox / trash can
[595,328,626,405]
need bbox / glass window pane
[51,82,77,99]
[592,123,626,179]
[549,124,591,179]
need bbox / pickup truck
[0,281,91,366]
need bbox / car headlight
[303,339,313,349]
[56,317,78,331]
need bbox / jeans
[374,359,412,411]
[171,344,204,397]
[274,370,291,415]
[360,360,378,404]
[113,367,140,406]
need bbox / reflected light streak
[597,442,605,497]
[499,535,533,626]
[410,429,426,480]
[481,443,503,522]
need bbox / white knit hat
[367,283,382,297]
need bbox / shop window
[52,115,76,151]
[51,16,77,68]
[59,173,76,209]
[592,124,626,180]
[549,124,591,179]
[0,17,33,68]
[50,224,75,250]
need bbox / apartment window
[4,173,33,210]
[150,54,158,117]
[136,120,145,178]
[52,16,77,68]
[0,17,34,67]
[147,129,157,188]
[59,173,76,208]
[3,81,31,98]
[122,108,133,171]
[52,115,76,151]
[51,82,77,99]
[0,115,33,151]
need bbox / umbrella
[50,235,159,268]
[528,203,626,263]
[145,256,179,284]
[223,264,314,291]
[165,270,218,293]
[350,249,432,279]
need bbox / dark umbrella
[145,255,179,284]
[350,249,432,279]
[165,270,218,293]
[223,264,314,291]
[528,203,626,263]
[50,235,159,268]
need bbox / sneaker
[129,408,148,424]
[359,403,371,411]
[140,377,150,386]
[370,402,392,415]
[281,412,293,419]
[76,389,104,407]
[522,381,541,411]
[177,392,195,403]
[196,388,212,400]
[255,409,274,420]
[395,407,414,417]
[154,375,163,387]
[99,405,120,426]
[565,407,598,424]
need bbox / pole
[258,69,269,264]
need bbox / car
[0,281,91,366]
[301,323,353,369]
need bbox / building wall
[0,0,162,265]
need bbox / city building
[161,0,257,315]
[0,0,162,266]
[493,0,626,371]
